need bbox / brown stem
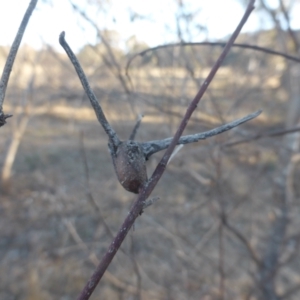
[76,1,256,299]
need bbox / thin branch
[141,110,261,159]
[279,0,299,53]
[223,125,300,147]
[129,114,144,141]
[70,1,138,116]
[167,145,184,164]
[221,214,262,267]
[80,132,162,299]
[63,219,161,299]
[79,132,115,240]
[129,236,142,300]
[260,0,281,31]
[1,54,39,189]
[0,0,38,126]
[59,32,120,151]
[76,1,256,299]
[126,42,300,77]
[218,224,225,300]
[70,2,132,95]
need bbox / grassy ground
[1,59,299,299]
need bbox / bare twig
[221,213,262,267]
[70,1,139,116]
[0,0,38,126]
[79,133,163,299]
[1,55,38,189]
[79,132,115,239]
[258,189,289,300]
[168,145,184,164]
[76,1,256,299]
[142,110,261,159]
[126,42,300,77]
[278,0,299,53]
[223,125,300,147]
[64,219,162,299]
[69,1,132,95]
[129,114,144,141]
[129,236,142,300]
[59,32,120,152]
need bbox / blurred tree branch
[223,125,300,147]
[59,32,121,153]
[126,41,300,77]
[1,54,39,190]
[69,1,132,95]
[0,0,38,127]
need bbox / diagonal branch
[0,0,38,126]
[76,1,256,299]
[129,114,144,141]
[141,110,261,159]
[59,32,120,151]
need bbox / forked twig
[60,32,261,194]
[74,1,256,299]
[0,0,38,127]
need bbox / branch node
[0,112,13,127]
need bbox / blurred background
[1,0,300,299]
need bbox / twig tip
[255,109,263,117]
[59,31,66,43]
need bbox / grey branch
[59,32,120,151]
[141,110,262,159]
[129,114,144,140]
[0,0,38,126]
